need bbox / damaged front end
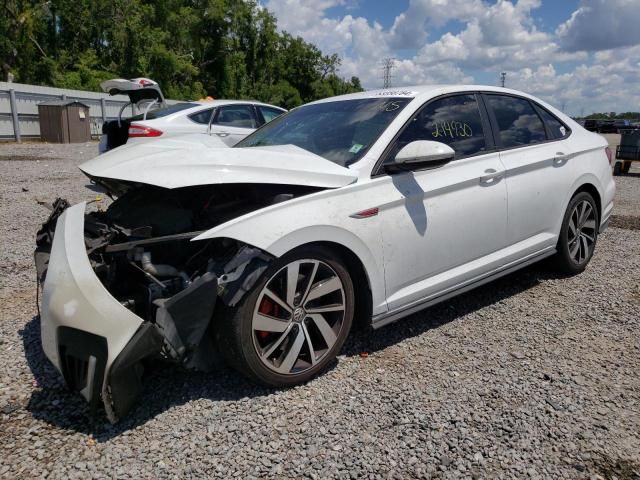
[35,182,315,422]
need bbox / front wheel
[553,192,599,274]
[218,246,354,387]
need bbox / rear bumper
[40,202,151,420]
[600,176,616,233]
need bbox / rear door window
[389,94,488,160]
[485,95,547,147]
[214,105,257,129]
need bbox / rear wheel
[218,246,354,387]
[553,192,599,274]
[613,162,622,176]
[622,161,632,174]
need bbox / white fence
[0,81,177,141]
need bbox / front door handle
[215,132,230,137]
[480,169,503,185]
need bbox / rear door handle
[480,169,503,185]
[215,132,230,137]
[554,152,568,165]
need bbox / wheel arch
[572,182,602,223]
[556,174,604,236]
[201,224,387,321]
[288,240,374,329]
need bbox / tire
[553,192,599,274]
[613,162,622,176]
[217,245,355,387]
[622,161,632,174]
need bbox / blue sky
[264,0,640,114]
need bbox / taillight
[128,124,163,138]
[605,146,612,165]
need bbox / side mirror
[385,140,455,173]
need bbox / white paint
[63,299,78,317]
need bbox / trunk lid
[100,78,166,107]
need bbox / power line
[382,58,395,89]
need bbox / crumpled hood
[80,138,357,189]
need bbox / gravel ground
[1,140,639,479]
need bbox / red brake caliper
[257,297,277,339]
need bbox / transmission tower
[500,72,506,88]
[382,58,395,89]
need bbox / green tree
[0,0,362,108]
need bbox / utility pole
[560,100,567,112]
[500,72,506,88]
[382,58,395,89]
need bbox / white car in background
[125,100,286,147]
[99,78,286,152]
[36,85,614,421]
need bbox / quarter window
[536,106,569,140]
[486,95,546,147]
[391,94,487,160]
[215,105,257,128]
[188,108,214,125]
[259,106,285,124]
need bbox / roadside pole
[9,89,21,143]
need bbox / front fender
[193,207,387,315]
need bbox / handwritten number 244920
[432,121,473,139]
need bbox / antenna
[500,72,506,88]
[382,58,395,89]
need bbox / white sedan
[36,85,615,421]
[101,99,286,151]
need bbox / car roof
[306,84,548,105]
[192,99,286,110]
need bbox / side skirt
[372,248,556,329]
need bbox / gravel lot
[1,138,639,479]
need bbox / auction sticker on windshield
[375,90,417,97]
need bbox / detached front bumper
[40,202,162,421]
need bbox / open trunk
[99,78,166,153]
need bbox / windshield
[129,102,198,121]
[235,98,412,166]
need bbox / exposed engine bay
[35,181,319,420]
[79,181,317,314]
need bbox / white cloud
[263,0,640,113]
[508,45,640,114]
[387,0,485,49]
[414,0,586,72]
[557,0,640,52]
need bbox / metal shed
[37,100,91,143]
